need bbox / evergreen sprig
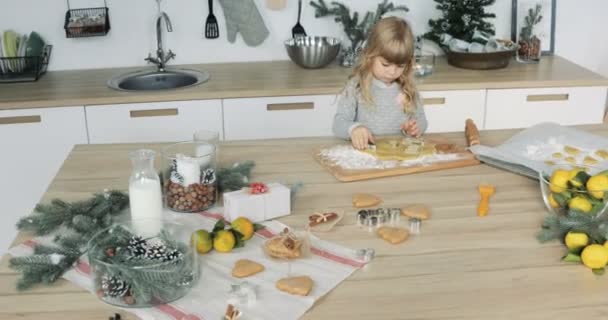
[425,0,496,45]
[16,190,129,236]
[537,209,608,244]
[519,4,542,42]
[10,190,129,290]
[310,0,409,51]
[216,161,256,192]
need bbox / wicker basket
[445,49,515,70]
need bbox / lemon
[569,196,593,213]
[231,217,255,241]
[548,193,560,208]
[586,174,608,199]
[581,244,608,269]
[191,229,213,254]
[564,231,589,250]
[213,230,236,253]
[604,240,608,251]
[549,169,570,193]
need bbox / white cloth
[9,207,366,320]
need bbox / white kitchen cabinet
[85,100,223,144]
[0,107,88,253]
[223,95,337,140]
[420,90,486,133]
[485,86,607,129]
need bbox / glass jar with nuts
[161,141,217,213]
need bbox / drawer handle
[267,102,314,111]
[526,94,570,102]
[130,108,179,118]
[0,115,41,125]
[422,97,446,105]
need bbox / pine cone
[101,275,130,298]
[164,249,183,262]
[144,244,167,261]
[127,236,148,258]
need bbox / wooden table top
[0,56,606,111]
[2,125,608,319]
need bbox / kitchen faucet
[146,11,175,72]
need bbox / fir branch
[310,0,409,50]
[537,209,608,244]
[16,190,129,236]
[11,191,129,290]
[217,161,256,192]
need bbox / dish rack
[0,45,52,83]
[64,0,110,38]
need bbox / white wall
[2,1,605,77]
[0,0,513,71]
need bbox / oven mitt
[218,0,269,47]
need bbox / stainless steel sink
[107,69,209,91]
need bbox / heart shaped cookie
[232,259,265,278]
[377,226,409,244]
[276,276,313,296]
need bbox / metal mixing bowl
[285,36,341,69]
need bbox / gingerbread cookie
[232,259,265,278]
[564,146,581,156]
[352,193,382,208]
[584,156,599,165]
[595,149,608,160]
[377,226,409,244]
[276,276,313,296]
[263,228,303,259]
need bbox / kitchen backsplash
[0,0,513,71]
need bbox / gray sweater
[332,78,428,139]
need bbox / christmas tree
[425,0,496,45]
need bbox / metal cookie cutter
[356,208,402,232]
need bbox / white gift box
[223,182,291,222]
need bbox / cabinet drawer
[86,100,223,143]
[485,87,607,129]
[223,95,337,140]
[421,90,486,133]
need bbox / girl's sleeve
[332,82,361,139]
[414,95,428,135]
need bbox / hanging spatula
[205,0,219,39]
[292,0,307,38]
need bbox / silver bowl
[285,36,341,69]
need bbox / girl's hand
[401,120,421,138]
[351,126,375,150]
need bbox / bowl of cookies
[539,164,608,217]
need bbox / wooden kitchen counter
[2,126,608,319]
[0,56,607,110]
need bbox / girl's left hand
[401,120,421,137]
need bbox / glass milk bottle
[128,149,163,237]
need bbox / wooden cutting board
[314,136,480,182]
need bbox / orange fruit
[191,229,213,254]
[213,230,236,253]
[231,217,255,241]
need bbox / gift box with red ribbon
[223,182,291,222]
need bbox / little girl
[332,17,427,150]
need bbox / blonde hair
[350,17,418,113]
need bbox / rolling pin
[465,118,481,147]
